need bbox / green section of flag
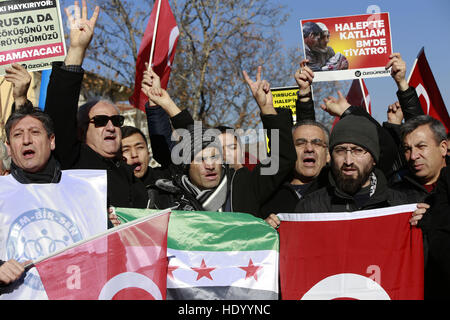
[115,208,278,252]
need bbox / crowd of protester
[1,0,449,300]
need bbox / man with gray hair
[393,115,449,300]
[395,115,448,202]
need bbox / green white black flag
[116,209,279,300]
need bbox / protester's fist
[294,59,314,97]
[265,213,281,230]
[386,53,408,91]
[4,63,31,107]
[410,203,430,227]
[387,101,403,125]
[0,259,28,285]
[108,207,121,227]
[143,63,161,89]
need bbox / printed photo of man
[303,21,349,72]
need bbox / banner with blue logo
[0,170,108,299]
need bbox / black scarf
[10,155,62,184]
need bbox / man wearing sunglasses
[44,1,149,219]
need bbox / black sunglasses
[89,115,124,128]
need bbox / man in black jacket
[261,60,330,227]
[139,66,297,217]
[44,1,149,213]
[393,115,448,299]
[294,114,410,213]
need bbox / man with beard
[294,114,410,213]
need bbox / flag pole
[358,79,369,113]
[149,0,162,69]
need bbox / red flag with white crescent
[408,47,450,132]
[278,204,424,300]
[35,211,170,300]
[129,0,179,111]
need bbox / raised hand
[386,53,408,92]
[387,101,404,125]
[64,0,100,65]
[294,59,314,98]
[4,63,32,107]
[320,90,351,117]
[142,63,161,106]
[142,80,180,117]
[242,66,276,115]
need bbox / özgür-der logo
[6,208,83,290]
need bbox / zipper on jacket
[229,170,237,212]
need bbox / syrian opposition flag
[408,47,450,132]
[34,210,170,300]
[116,209,279,300]
[332,78,371,129]
[278,204,424,300]
[129,0,179,111]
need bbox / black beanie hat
[329,115,379,163]
[175,125,222,170]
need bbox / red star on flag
[167,265,179,280]
[191,259,216,281]
[239,258,263,281]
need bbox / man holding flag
[277,114,428,300]
[0,105,107,299]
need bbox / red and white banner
[0,43,65,65]
[332,78,371,129]
[300,13,393,81]
[129,0,179,111]
[278,204,424,300]
[34,210,170,300]
[0,0,67,75]
[408,47,450,133]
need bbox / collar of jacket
[402,155,450,192]
[81,144,121,167]
[11,154,62,184]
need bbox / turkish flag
[408,47,450,133]
[332,78,371,129]
[35,211,170,300]
[129,0,179,111]
[278,204,424,300]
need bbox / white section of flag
[278,203,418,222]
[167,248,278,292]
